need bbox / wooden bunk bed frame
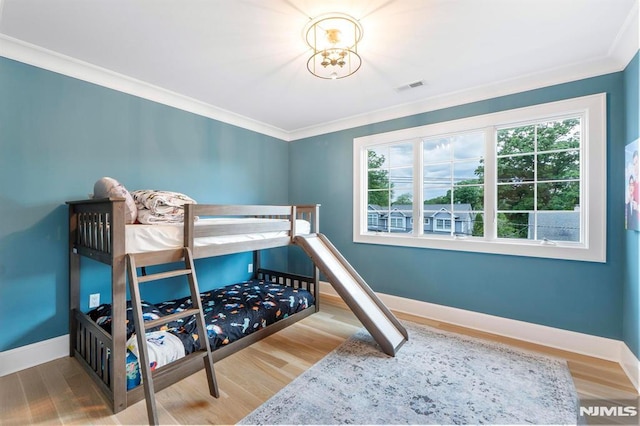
[67,198,320,413]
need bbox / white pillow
[93,177,137,224]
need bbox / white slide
[295,234,408,356]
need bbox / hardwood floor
[1,295,637,425]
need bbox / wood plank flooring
[1,295,637,425]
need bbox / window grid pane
[355,94,605,262]
[367,143,414,233]
[496,117,581,242]
[423,131,484,237]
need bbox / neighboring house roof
[368,204,473,220]
[528,211,580,241]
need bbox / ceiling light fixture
[304,13,363,80]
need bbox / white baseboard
[320,281,640,394]
[0,335,69,377]
[621,343,640,393]
[3,287,639,395]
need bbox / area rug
[239,321,579,425]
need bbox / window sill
[354,232,605,263]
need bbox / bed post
[68,203,80,357]
[291,204,321,312]
[253,250,261,279]
[291,205,297,240]
[313,204,320,234]
[110,199,127,413]
[313,204,320,312]
[184,203,195,254]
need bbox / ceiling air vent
[395,80,426,93]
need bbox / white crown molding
[0,34,290,141]
[289,55,627,140]
[290,2,639,141]
[320,282,639,393]
[608,0,639,66]
[1,2,637,144]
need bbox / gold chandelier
[304,13,363,80]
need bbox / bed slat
[193,220,291,237]
[190,204,293,216]
[192,237,292,259]
[137,269,192,283]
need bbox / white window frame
[353,93,606,262]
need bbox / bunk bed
[67,197,320,413]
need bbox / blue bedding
[87,278,314,354]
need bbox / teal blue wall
[0,57,290,351]
[2,52,637,357]
[289,72,626,340]
[624,50,640,358]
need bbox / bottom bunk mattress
[86,279,315,388]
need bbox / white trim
[292,0,636,140]
[1,22,636,143]
[621,343,640,393]
[0,335,68,377]
[608,0,639,67]
[289,57,626,140]
[0,34,290,141]
[353,94,607,263]
[320,282,640,394]
[3,293,639,395]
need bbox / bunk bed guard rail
[67,198,320,413]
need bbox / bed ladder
[126,247,219,425]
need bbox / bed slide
[294,233,408,356]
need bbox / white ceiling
[0,0,638,140]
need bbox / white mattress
[125,218,310,253]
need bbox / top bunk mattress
[125,218,311,253]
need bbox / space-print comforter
[88,279,314,355]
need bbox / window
[368,213,379,227]
[435,218,451,231]
[353,94,606,262]
[496,118,581,242]
[390,216,404,229]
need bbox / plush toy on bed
[93,177,138,224]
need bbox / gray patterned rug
[239,321,579,425]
